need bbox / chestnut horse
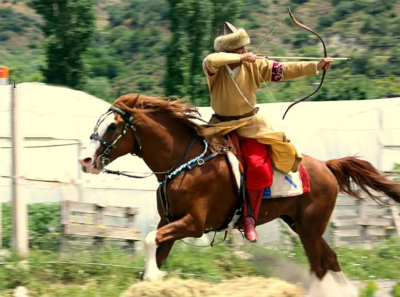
[79,94,400,297]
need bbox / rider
[202,22,333,242]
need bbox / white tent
[1,83,399,239]
[0,83,158,189]
[0,83,160,237]
[260,98,400,172]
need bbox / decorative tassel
[300,164,311,193]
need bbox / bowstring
[254,13,288,54]
[253,13,288,102]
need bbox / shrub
[360,281,378,297]
[392,283,400,297]
[0,7,33,33]
[0,32,10,41]
[0,252,29,290]
[1,203,61,251]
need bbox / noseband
[90,105,143,168]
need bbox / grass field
[1,236,400,296]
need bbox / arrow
[256,55,350,60]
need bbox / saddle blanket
[226,151,311,199]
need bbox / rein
[103,135,202,180]
[98,105,227,182]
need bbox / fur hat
[214,22,250,52]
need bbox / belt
[214,107,259,122]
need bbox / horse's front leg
[142,230,169,281]
[142,213,204,281]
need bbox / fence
[61,200,141,252]
[330,193,400,248]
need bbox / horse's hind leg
[320,239,340,272]
[303,237,358,297]
[280,214,339,274]
[294,213,358,297]
[280,194,357,296]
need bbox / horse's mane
[113,94,206,137]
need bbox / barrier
[0,66,9,85]
[61,200,141,253]
[330,193,400,248]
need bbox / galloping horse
[79,94,400,297]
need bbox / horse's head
[79,93,208,175]
[79,106,140,174]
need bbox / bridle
[89,105,216,181]
[90,105,143,169]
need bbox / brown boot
[242,216,258,242]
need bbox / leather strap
[214,107,259,122]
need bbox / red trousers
[238,137,273,220]
[239,137,273,190]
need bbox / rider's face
[230,47,247,54]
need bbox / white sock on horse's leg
[142,230,166,281]
[333,271,359,297]
[307,271,358,297]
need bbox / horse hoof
[142,270,166,282]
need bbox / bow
[282,7,327,119]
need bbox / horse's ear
[134,94,141,107]
[134,94,147,109]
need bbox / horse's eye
[107,124,117,134]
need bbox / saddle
[224,132,311,199]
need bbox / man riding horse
[79,20,400,295]
[203,22,334,242]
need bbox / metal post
[0,72,10,248]
[0,201,2,249]
[390,204,400,236]
[77,142,83,202]
[11,83,29,257]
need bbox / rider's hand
[317,58,334,71]
[240,52,257,63]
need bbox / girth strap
[158,148,229,223]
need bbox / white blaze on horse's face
[78,112,117,174]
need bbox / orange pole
[0,66,9,85]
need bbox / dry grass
[122,277,305,297]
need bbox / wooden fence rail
[61,200,141,252]
[330,193,400,248]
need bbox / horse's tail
[326,157,400,205]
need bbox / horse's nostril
[83,157,93,165]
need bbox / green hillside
[0,0,399,105]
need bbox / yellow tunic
[202,52,318,173]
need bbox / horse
[78,94,400,297]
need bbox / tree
[32,0,95,89]
[164,0,242,105]
[211,0,242,41]
[186,0,212,105]
[165,0,189,97]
